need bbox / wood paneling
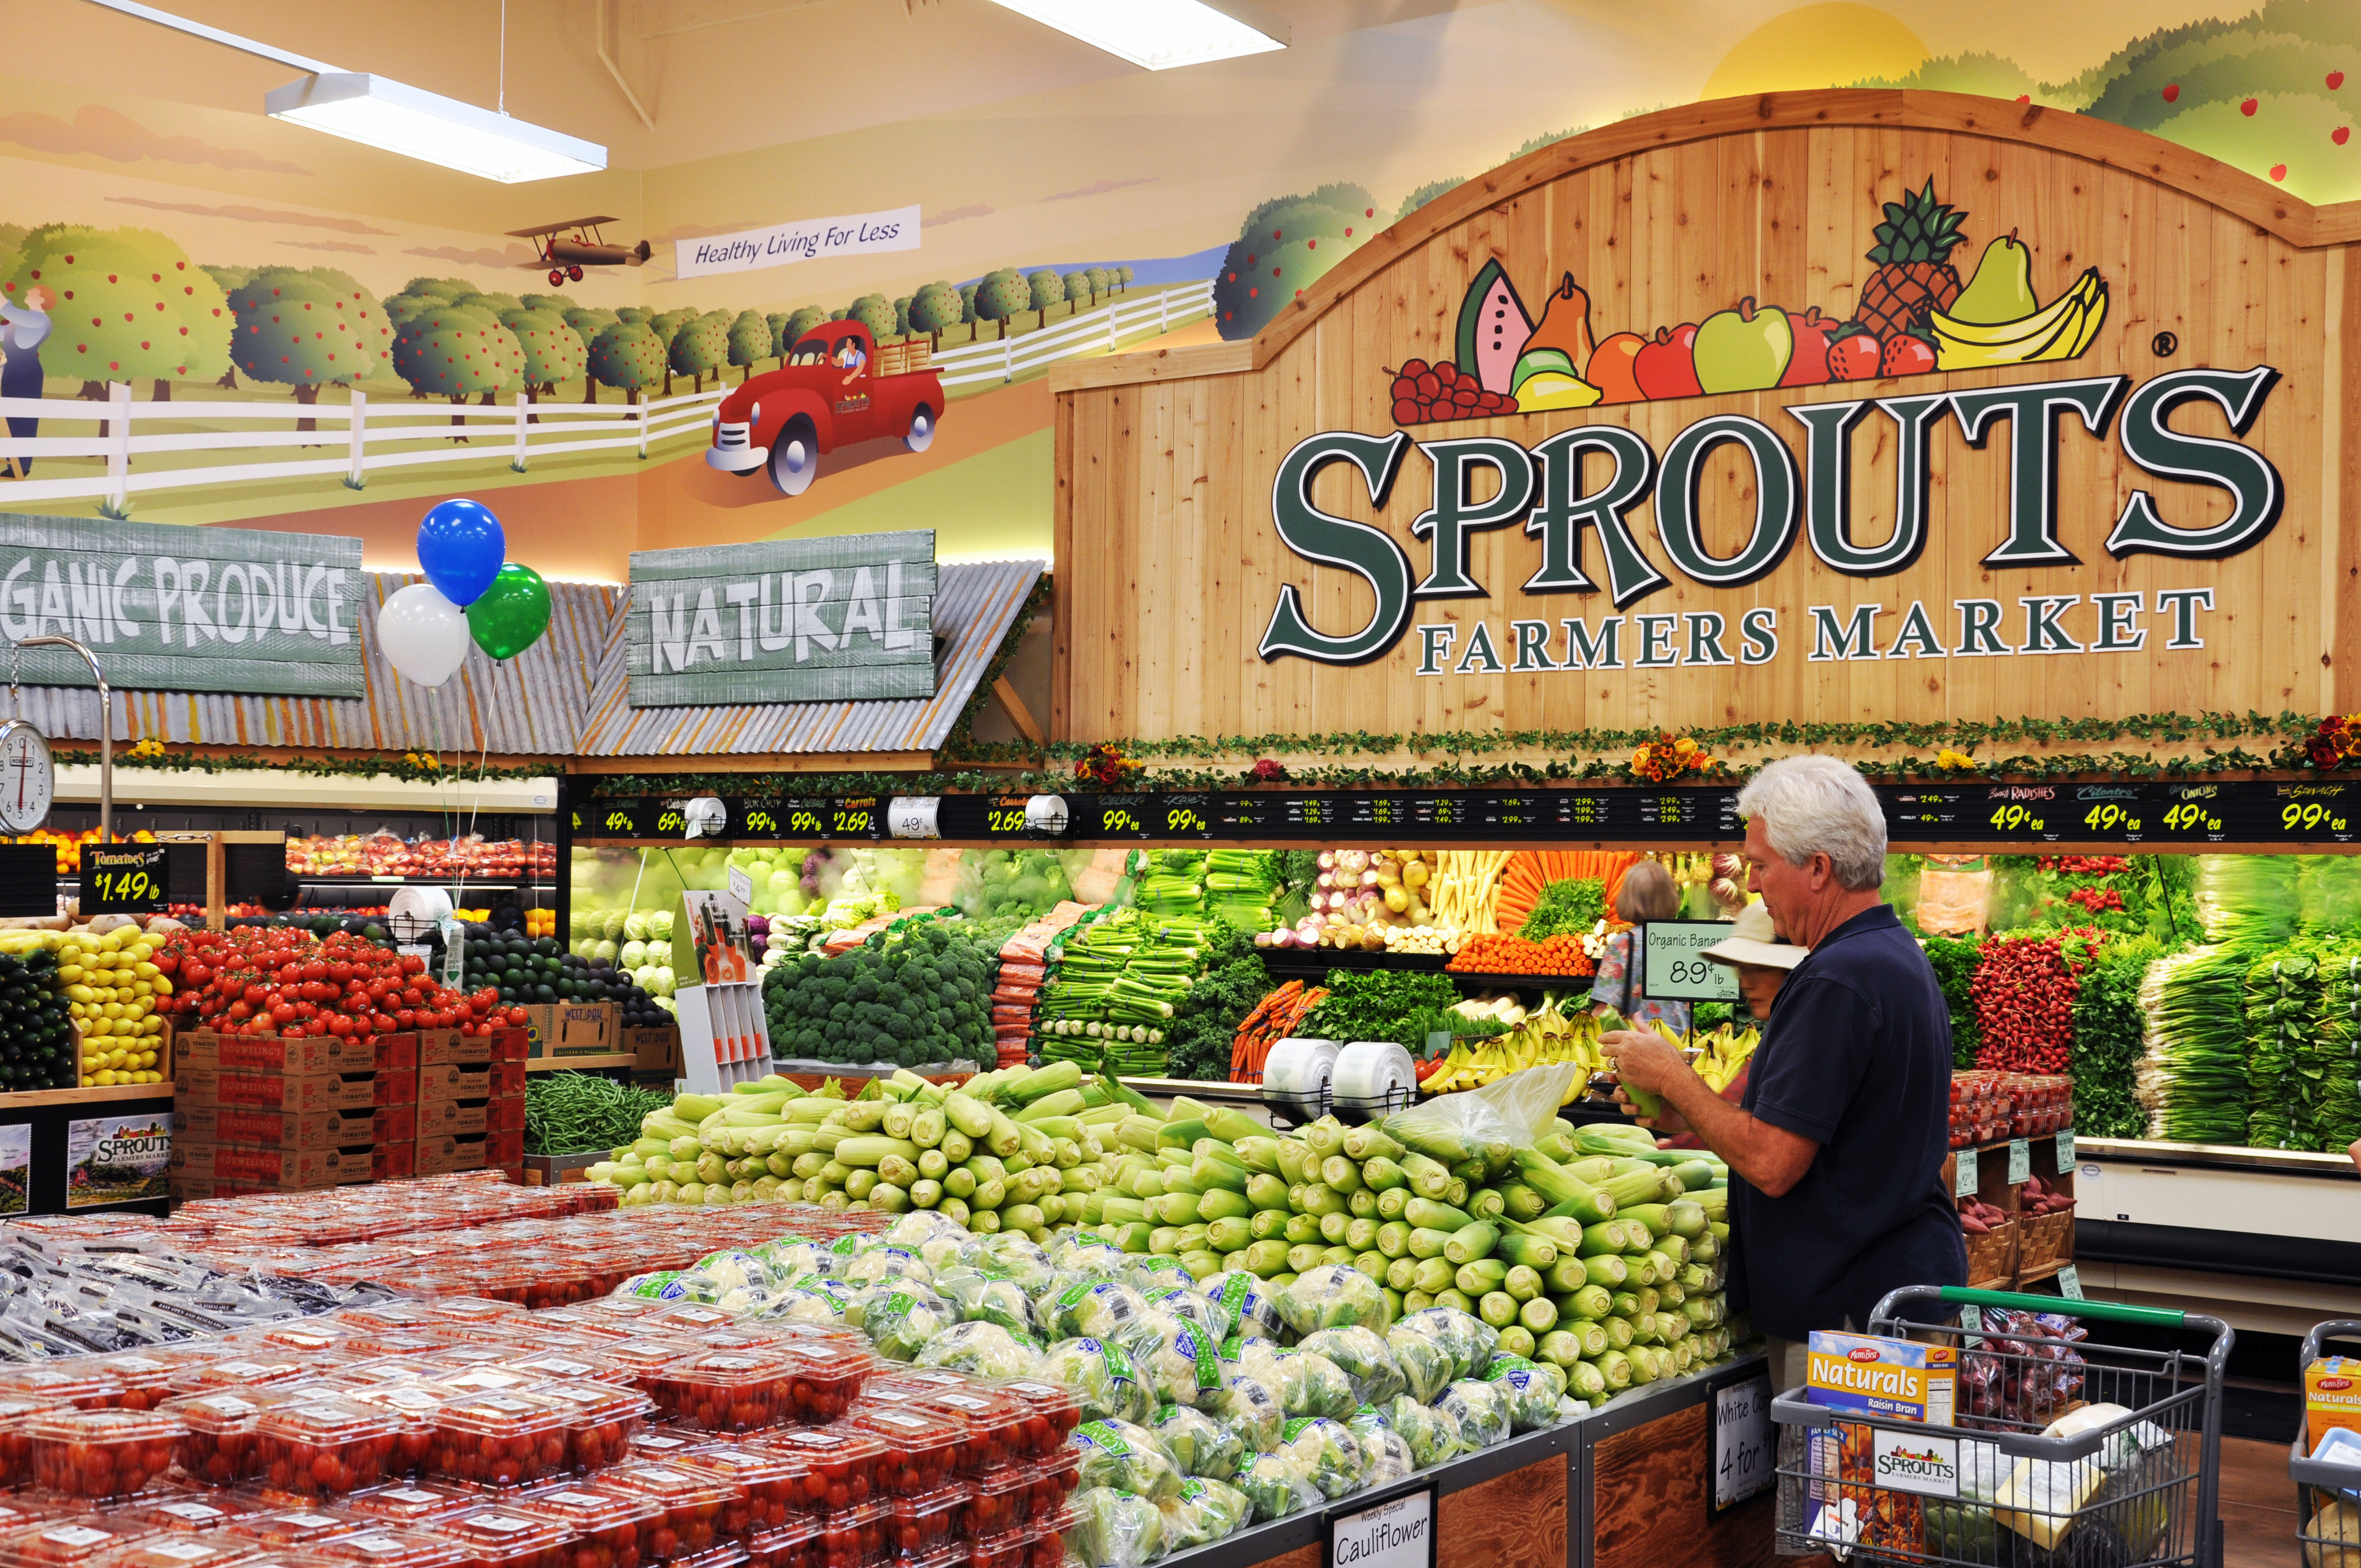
[1593,1404,1785,1568]
[1439,1456,1569,1568]
[1054,93,2361,744]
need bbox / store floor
[2222,1436,2304,1568]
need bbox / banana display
[1423,999,1759,1101]
[1928,265,2108,370]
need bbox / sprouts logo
[94,1128,169,1165]
[1870,1429,1960,1498]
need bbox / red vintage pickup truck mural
[704,319,945,497]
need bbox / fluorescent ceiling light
[266,74,605,184]
[983,0,1285,70]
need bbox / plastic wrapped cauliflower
[764,1242,848,1280]
[1277,1265,1389,1336]
[1143,1287,1226,1343]
[690,1250,781,1294]
[752,1276,857,1324]
[1436,1379,1511,1449]
[842,1246,933,1289]
[1233,1450,1323,1523]
[1236,1343,1357,1420]
[715,1284,775,1316]
[847,1282,956,1361]
[1158,1478,1252,1550]
[1484,1356,1568,1433]
[1203,1373,1285,1454]
[933,1267,1040,1338]
[1346,1407,1416,1489]
[1394,1306,1499,1382]
[1385,1321,1456,1404]
[1115,1312,1226,1409]
[912,1231,986,1276]
[913,1321,1040,1380]
[1036,1337,1156,1426]
[1068,1487,1167,1568]
[883,1211,969,1251]
[983,1234,1058,1293]
[1149,1403,1247,1483]
[1385,1396,1461,1469]
[1054,1239,1133,1278]
[1197,1272,1286,1340]
[1274,1417,1366,1500]
[1124,1261,1196,1298]
[1039,1279,1152,1342]
[1068,1419,1183,1502]
[1298,1327,1406,1406]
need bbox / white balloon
[377,582,471,687]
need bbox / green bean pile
[525,1071,676,1156]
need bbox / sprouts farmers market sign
[1259,366,2279,675]
[0,515,364,696]
[625,530,938,707]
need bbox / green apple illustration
[1692,296,1794,393]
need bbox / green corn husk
[1375,1187,1411,1221]
[1412,1256,1457,1295]
[1467,1188,1506,1222]
[1455,1259,1508,1294]
[1375,1221,1412,1259]
[1386,1256,1419,1292]
[1495,1231,1558,1270]
[1498,1183,1547,1224]
[1250,1209,1288,1242]
[1444,1221,1498,1265]
[1406,1227,1455,1260]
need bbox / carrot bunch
[1447,932,1597,977]
[1492,851,1642,933]
[1231,981,1328,1080]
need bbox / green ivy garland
[53,749,551,785]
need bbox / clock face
[0,721,53,835]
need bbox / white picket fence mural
[0,279,1217,510]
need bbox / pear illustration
[1949,230,2041,326]
[1523,272,1597,372]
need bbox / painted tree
[561,307,621,396]
[1213,183,1377,340]
[1,224,231,401]
[616,306,651,325]
[783,306,828,350]
[498,306,586,410]
[1087,266,1112,305]
[586,319,666,406]
[907,282,962,350]
[726,309,771,383]
[668,309,730,391]
[847,293,897,345]
[400,276,476,303]
[200,265,254,386]
[893,296,911,336]
[972,270,1026,340]
[647,308,699,394]
[1026,269,1065,329]
[224,265,389,429]
[765,312,790,360]
[387,300,523,439]
[1116,265,1134,292]
[829,309,847,322]
[1064,270,1093,312]
[959,281,980,329]
[520,291,578,314]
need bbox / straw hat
[1699,901,1805,970]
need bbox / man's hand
[1602,1028,1686,1096]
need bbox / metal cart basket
[2293,1319,2361,1568]
[1770,1285,2234,1567]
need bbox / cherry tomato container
[104,1535,264,1568]
[894,1393,1019,1479]
[683,1331,792,1359]
[252,1400,404,1499]
[416,1302,527,1334]
[334,1387,447,1480]
[309,1529,467,1568]
[645,1356,797,1437]
[336,1333,451,1363]
[738,1518,817,1568]
[884,1489,966,1560]
[429,1511,572,1568]
[511,1314,632,1348]
[0,1367,127,1413]
[779,1349,871,1429]
[591,1346,689,1397]
[224,1511,359,1554]
[167,1359,311,1401]
[760,1431,885,1516]
[1013,1456,1075,1525]
[84,1353,208,1414]
[957,1471,1030,1542]
[959,1534,1022,1568]
[512,1484,661,1568]
[425,1371,537,1403]
[340,1485,481,1532]
[0,1511,49,1543]
[116,1495,266,1538]
[815,1505,885,1568]
[673,1446,799,1535]
[635,1307,736,1341]
[255,1324,363,1359]
[1021,1507,1069,1568]
[657,1545,743,1568]
[24,1408,186,1500]
[425,1396,569,1490]
[531,1381,651,1476]
[0,1396,59,1490]
[500,1354,623,1389]
[596,1467,737,1562]
[333,1304,443,1338]
[624,1436,698,1467]
[981,1386,1075,1463]
[0,1520,154,1568]
[842,1412,963,1499]
[895,1546,963,1568]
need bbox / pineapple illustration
[1857,178,1968,341]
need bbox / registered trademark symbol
[2151,330,2178,357]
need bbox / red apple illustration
[1631,324,1701,400]
[1779,306,1839,387]
[1881,333,1938,378]
[2330,71,2346,90]
[1826,327,1883,382]
[2271,164,2288,181]
[2241,97,2259,116]
[2336,127,2352,145]
[2163,84,2180,102]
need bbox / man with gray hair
[1607,754,1963,1390]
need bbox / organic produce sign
[65,1112,170,1208]
[1639,922,1740,1004]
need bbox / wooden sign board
[1053,91,2361,744]
[625,530,937,707]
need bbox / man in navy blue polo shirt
[1606,755,1964,1391]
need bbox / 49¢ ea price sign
[83,846,166,916]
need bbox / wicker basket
[2017,1210,2074,1274]
[1963,1217,2017,1288]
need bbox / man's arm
[1607,1028,1819,1196]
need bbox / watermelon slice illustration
[1455,259,1535,395]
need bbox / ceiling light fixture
[82,0,605,182]
[982,0,1286,71]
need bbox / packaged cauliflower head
[882,1210,969,1252]
[1483,1355,1569,1433]
[766,1242,848,1281]
[1149,1402,1248,1483]
[1436,1378,1511,1449]
[983,1233,1058,1293]
[1203,1372,1285,1454]
[752,1275,857,1324]
[1298,1327,1407,1407]
[1384,1395,1462,1469]
[1114,1311,1227,1410]
[1159,1477,1253,1550]
[1124,1260,1197,1298]
[846,1282,957,1362]
[1196,1272,1286,1341]
[690,1249,782,1295]
[913,1320,1040,1380]
[1038,1278,1152,1342]
[1067,1418,1183,1502]
[1143,1287,1226,1343]
[1036,1336,1156,1426]
[841,1245,933,1289]
[932,1266,1040,1339]
[1277,1265,1390,1336]
[1274,1416,1367,1500]
[1233,1450,1323,1523]
[1346,1406,1416,1489]
[1384,1318,1457,1404]
[1068,1487,1167,1568]
[1396,1306,1499,1381]
[1236,1342,1357,1420]
[1053,1237,1132,1277]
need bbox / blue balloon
[416,499,506,607]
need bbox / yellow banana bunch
[1929,268,2108,371]
[1688,1022,1761,1093]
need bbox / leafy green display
[761,921,995,1066]
[1300,970,1461,1049]
[1922,935,1984,1071]
[523,1072,674,1156]
[1519,878,1603,941]
[2067,934,2161,1139]
[1166,947,1275,1082]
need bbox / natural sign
[0,515,365,696]
[625,530,938,708]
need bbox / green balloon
[465,562,551,660]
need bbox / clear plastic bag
[1069,1418,1183,1501]
[1275,1416,1366,1500]
[1115,1313,1225,1410]
[1203,1373,1285,1453]
[1236,1344,1356,1420]
[913,1320,1039,1379]
[1299,1327,1406,1406]
[1149,1403,1248,1482]
[1385,1395,1462,1468]
[1196,1273,1285,1340]
[1483,1356,1567,1431]
[1436,1379,1511,1449]
[1394,1307,1499,1382]
[1037,1337,1156,1426]
[1040,1280,1152,1342]
[1385,1321,1456,1404]
[1276,1266,1389,1337]
[1381,1064,1579,1167]
[1233,1450,1323,1522]
[932,1267,1038,1338]
[1157,1477,1253,1549]
[846,1283,956,1360]
[1068,1485,1168,1566]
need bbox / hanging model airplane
[507,216,652,286]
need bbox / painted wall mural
[0,0,2353,580]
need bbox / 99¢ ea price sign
[84,846,166,916]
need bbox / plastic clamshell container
[0,1511,47,1544]
[339,1485,480,1531]
[168,1360,311,1400]
[120,1493,268,1536]
[226,1512,360,1554]
[657,1545,744,1568]
[165,1389,308,1489]
[0,1521,153,1568]
[843,1411,964,1499]
[739,1518,817,1568]
[960,1534,1023,1568]
[777,1347,871,1429]
[309,1530,467,1568]
[895,1546,965,1568]
[596,1466,737,1561]
[762,1430,886,1515]
[594,1343,693,1393]
[528,1381,652,1474]
[515,1312,634,1346]
[885,1487,967,1559]
[416,1301,527,1332]
[252,1398,405,1499]
[499,1353,622,1387]
[815,1504,885,1568]
[84,1352,203,1413]
[105,1535,264,1568]
[511,1485,660,1568]
[1014,1455,1075,1524]
[635,1306,736,1340]
[333,1386,447,1480]
[1024,1506,1072,1568]
[982,1386,1075,1462]
[960,1470,1031,1541]
[425,1371,536,1401]
[685,1329,793,1357]
[646,1354,798,1436]
[430,1511,572,1568]
[625,1435,699,1466]
[0,1366,128,1412]
[331,1304,444,1337]
[673,1446,799,1535]
[424,1396,569,1490]
[255,1324,361,1358]
[0,1397,58,1490]
[898,1391,1019,1478]
[23,1407,186,1499]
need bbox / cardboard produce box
[372,1143,416,1181]
[525,1003,614,1058]
[177,1033,373,1075]
[416,1097,488,1137]
[371,1104,417,1145]
[488,1027,529,1063]
[487,1128,524,1169]
[170,1142,370,1189]
[416,1031,491,1068]
[625,1027,681,1075]
[418,1062,491,1104]
[374,1035,418,1073]
[176,1104,372,1151]
[414,1133,488,1175]
[486,1093,524,1134]
[491,1060,525,1097]
[178,1068,375,1113]
[373,1070,416,1108]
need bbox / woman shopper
[1658,901,1803,1151]
[1588,859,1690,1036]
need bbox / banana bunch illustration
[1928,266,2108,371]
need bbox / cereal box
[2308,1355,2361,1453]
[1807,1331,1959,1425]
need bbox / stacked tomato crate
[0,1284,1080,1568]
[383,1027,529,1183]
[169,1032,377,1200]
[1944,1070,2080,1290]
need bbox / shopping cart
[1770,1285,2234,1567]
[2293,1320,2361,1568]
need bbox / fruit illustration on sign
[1585,332,1646,404]
[1780,307,1840,387]
[1927,268,2109,369]
[1691,297,1793,394]
[1880,333,1939,377]
[1948,231,2038,324]
[1631,324,1702,400]
[1511,349,1601,412]
[1858,179,1968,341]
[1826,326,1884,382]
[1456,259,1535,395]
[1522,274,1597,367]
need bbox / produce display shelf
[2076,1135,2360,1178]
[1258,949,1448,977]
[0,1082,174,1110]
[524,1054,639,1072]
[2015,1258,2070,1285]
[293,877,548,888]
[1441,969,1599,990]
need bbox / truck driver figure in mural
[0,284,55,479]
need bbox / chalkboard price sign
[84,846,167,915]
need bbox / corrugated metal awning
[570,559,1045,758]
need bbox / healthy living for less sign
[625,530,937,707]
[0,515,364,696]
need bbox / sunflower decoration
[1934,748,1977,774]
[1629,732,1719,783]
[126,737,167,760]
[1073,742,1141,790]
